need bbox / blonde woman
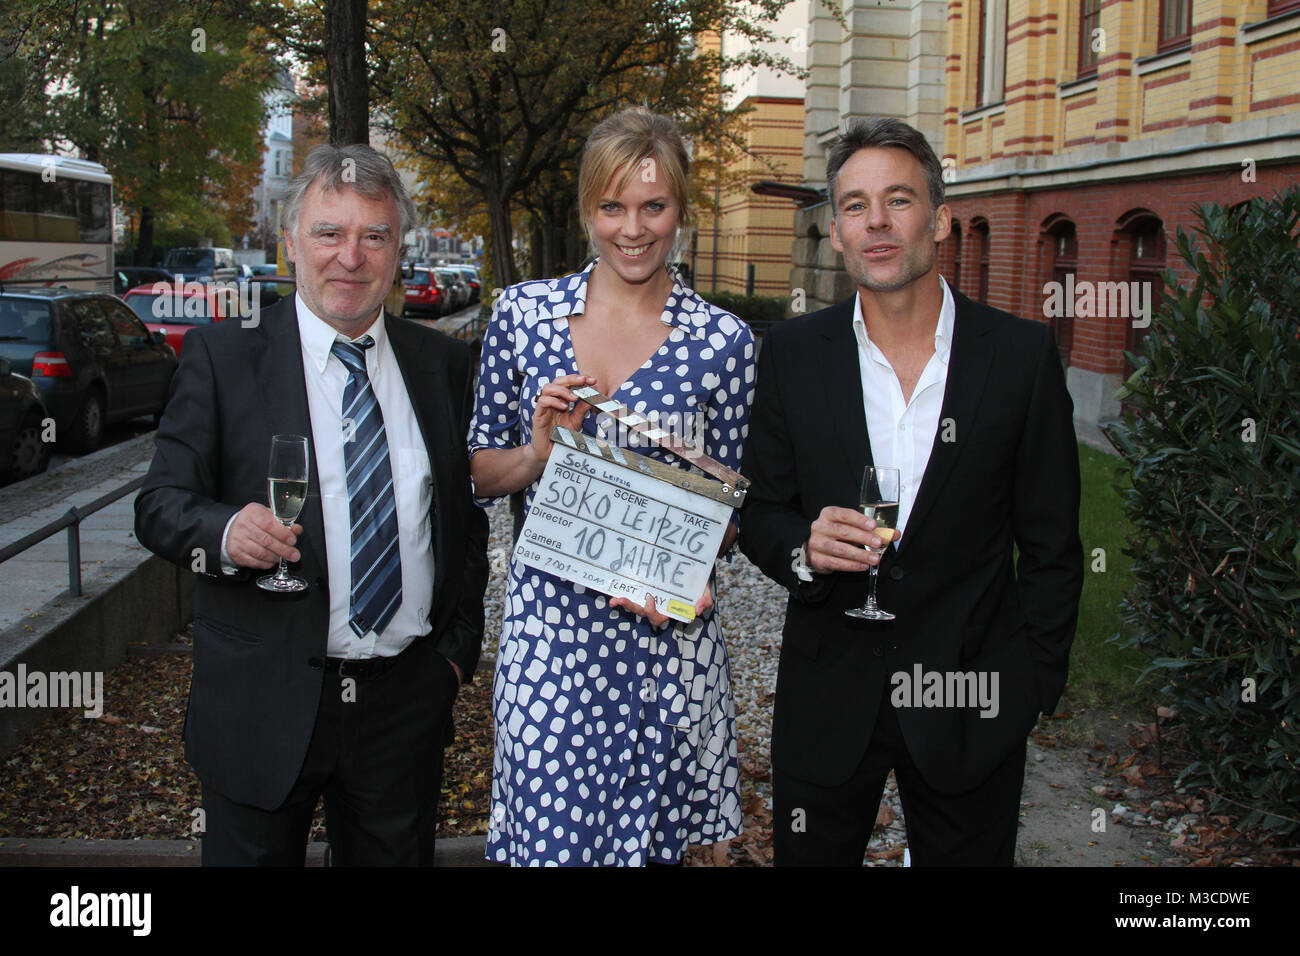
[468,107,755,865]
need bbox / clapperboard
[513,386,749,624]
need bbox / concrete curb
[0,836,493,867]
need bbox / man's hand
[804,505,899,574]
[226,502,302,569]
[445,657,463,688]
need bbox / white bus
[0,154,113,293]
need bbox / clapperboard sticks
[567,385,749,506]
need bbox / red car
[403,264,446,317]
[121,283,243,355]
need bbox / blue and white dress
[468,260,755,865]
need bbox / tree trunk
[528,216,540,279]
[487,193,517,289]
[566,204,584,273]
[325,0,369,145]
[137,207,156,266]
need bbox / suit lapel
[898,291,993,553]
[260,299,329,577]
[820,299,872,498]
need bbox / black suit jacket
[134,297,488,810]
[738,288,1082,795]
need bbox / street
[1,302,484,493]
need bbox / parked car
[403,264,447,317]
[0,288,177,453]
[162,246,238,283]
[0,358,51,482]
[121,283,240,356]
[450,264,481,304]
[114,267,174,297]
[235,264,286,308]
[435,267,469,312]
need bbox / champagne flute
[845,465,899,620]
[257,434,310,593]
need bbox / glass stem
[276,519,291,580]
[866,564,881,610]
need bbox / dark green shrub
[696,291,788,336]
[1106,188,1300,839]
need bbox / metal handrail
[0,475,145,597]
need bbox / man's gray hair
[826,117,946,218]
[281,143,416,240]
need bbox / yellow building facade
[693,97,805,296]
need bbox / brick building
[938,0,1300,427]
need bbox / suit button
[890,566,905,580]
[308,658,323,669]
[872,646,883,658]
[888,643,898,653]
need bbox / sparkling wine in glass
[845,465,899,621]
[257,434,309,593]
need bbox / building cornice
[946,113,1300,198]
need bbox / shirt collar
[851,274,955,364]
[519,258,710,340]
[296,292,388,375]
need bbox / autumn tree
[366,0,800,289]
[14,1,277,264]
[0,1,74,151]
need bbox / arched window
[1047,219,1078,368]
[1118,213,1166,376]
[972,219,990,304]
[948,221,963,295]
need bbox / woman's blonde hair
[577,107,691,255]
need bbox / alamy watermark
[49,886,151,936]
[147,277,261,328]
[890,665,999,718]
[1042,275,1152,328]
[592,408,705,453]
[0,664,103,718]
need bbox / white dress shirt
[222,295,436,658]
[296,296,436,658]
[852,275,956,539]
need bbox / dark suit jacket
[738,288,1083,795]
[134,297,488,810]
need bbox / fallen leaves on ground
[0,627,494,843]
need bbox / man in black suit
[739,118,1082,866]
[135,144,488,866]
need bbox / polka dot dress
[468,261,756,865]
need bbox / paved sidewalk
[0,434,156,636]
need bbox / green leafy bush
[696,291,788,336]
[1106,188,1300,838]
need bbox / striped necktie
[331,336,402,638]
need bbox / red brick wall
[940,162,1300,374]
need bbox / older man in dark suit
[739,118,1083,866]
[135,144,488,866]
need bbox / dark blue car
[0,288,177,453]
